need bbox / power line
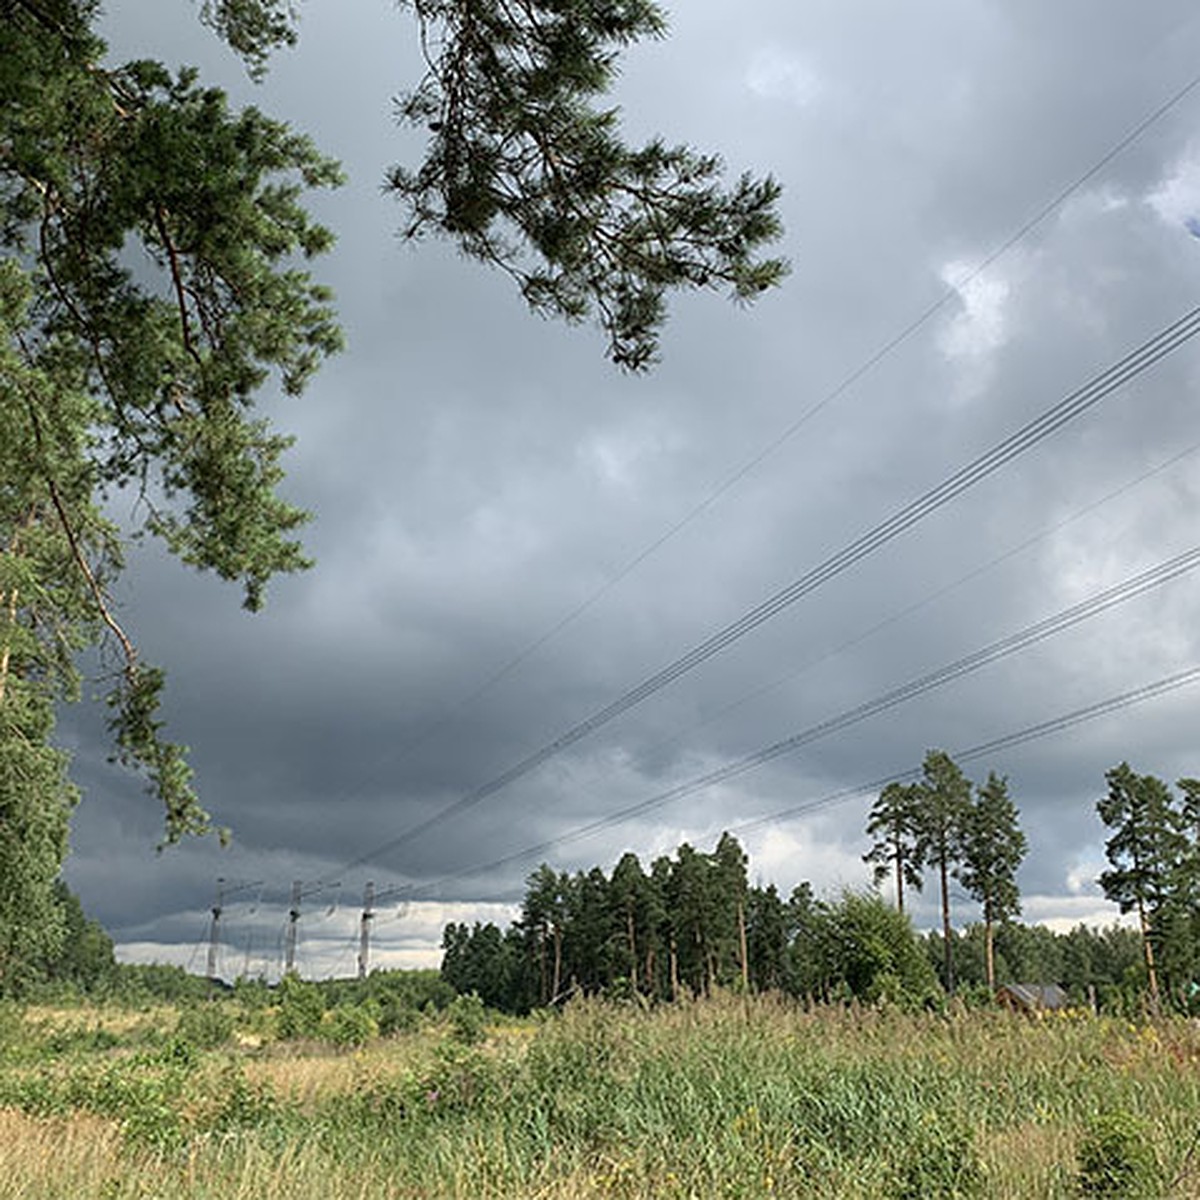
[730,665,1200,838]
[341,303,1200,872]
[377,64,1200,772]
[400,549,1200,897]
[562,436,1200,798]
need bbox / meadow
[1,992,1198,1198]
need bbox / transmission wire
[379,64,1200,770]
[402,551,1200,896]
[341,304,1200,871]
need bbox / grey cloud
[58,0,1200,972]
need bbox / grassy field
[1,993,1199,1198]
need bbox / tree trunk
[537,932,548,1006]
[626,907,638,992]
[551,925,563,1003]
[894,841,905,915]
[738,897,750,992]
[940,857,954,994]
[1137,898,1160,1013]
[0,522,27,708]
[984,899,995,992]
[0,582,16,706]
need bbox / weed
[894,1113,983,1198]
[445,991,487,1045]
[175,1001,234,1050]
[1076,1111,1159,1197]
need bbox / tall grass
[2,993,1199,1197]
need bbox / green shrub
[275,973,325,1040]
[377,996,420,1036]
[322,1003,378,1049]
[176,1001,234,1050]
[1077,1111,1158,1197]
[43,1024,122,1056]
[446,992,487,1045]
[207,1062,278,1133]
[894,1114,983,1198]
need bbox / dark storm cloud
[58,1,1200,968]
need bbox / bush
[1077,1111,1159,1197]
[275,973,325,1040]
[446,992,487,1045]
[176,1001,234,1050]
[894,1115,983,1198]
[322,1004,378,1049]
[377,997,421,1037]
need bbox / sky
[55,0,1200,979]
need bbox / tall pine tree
[956,771,1026,991]
[864,780,924,915]
[1096,763,1185,1011]
[913,750,971,995]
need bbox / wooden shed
[996,982,1070,1013]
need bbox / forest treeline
[441,752,1200,1015]
[8,754,1197,1016]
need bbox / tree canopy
[0,0,786,860]
[0,0,786,985]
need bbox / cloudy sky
[57,0,1200,978]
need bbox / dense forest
[441,835,1147,1014]
[7,752,1196,1020]
[442,753,1200,1016]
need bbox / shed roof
[996,983,1070,1010]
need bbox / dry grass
[21,1004,174,1037]
[5,996,1200,1197]
[0,1108,125,1199]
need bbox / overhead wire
[730,665,1200,839]
[340,302,1200,872]
[548,435,1200,798]
[399,546,1200,897]
[377,63,1200,770]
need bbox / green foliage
[376,997,420,1036]
[321,1002,378,1049]
[1077,1112,1159,1197]
[199,0,299,79]
[101,961,214,1006]
[817,890,941,1007]
[274,971,325,1039]
[864,780,925,912]
[1097,763,1191,1008]
[2,996,1200,1194]
[446,991,488,1045]
[2,0,785,904]
[957,771,1027,990]
[895,1114,983,1199]
[390,0,786,369]
[1097,765,1184,922]
[958,772,1026,924]
[914,750,974,993]
[175,1000,233,1050]
[1,6,345,841]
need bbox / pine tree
[2,2,785,922]
[913,750,972,995]
[1096,763,1186,1011]
[864,780,924,914]
[745,883,789,992]
[956,771,1026,991]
